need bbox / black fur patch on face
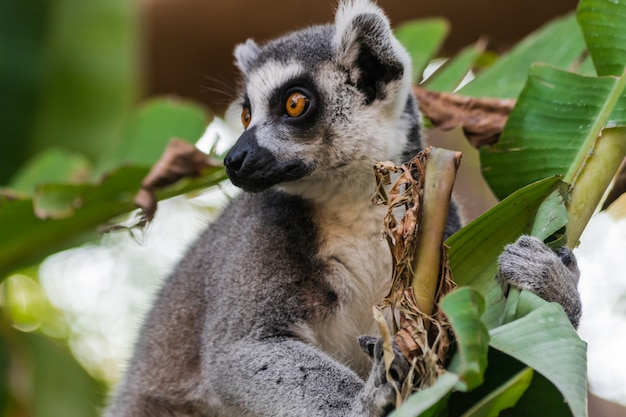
[355,45,403,104]
[265,75,322,133]
[224,127,314,193]
[401,94,423,163]
[350,14,404,105]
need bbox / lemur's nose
[224,149,246,174]
[224,126,258,177]
[222,125,311,193]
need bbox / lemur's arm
[209,338,409,417]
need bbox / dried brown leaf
[134,138,219,221]
[374,306,403,405]
[373,147,459,397]
[414,85,515,147]
[0,189,22,203]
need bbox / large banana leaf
[440,287,489,392]
[480,65,626,201]
[489,291,587,417]
[478,0,626,248]
[577,0,626,76]
[458,14,590,98]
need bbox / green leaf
[423,41,486,92]
[395,19,449,84]
[445,176,563,329]
[0,167,144,277]
[460,367,533,417]
[489,294,588,417]
[390,372,458,417]
[528,187,569,243]
[500,371,572,417]
[440,287,489,391]
[9,149,93,195]
[449,348,571,417]
[480,65,626,200]
[102,98,211,171]
[446,348,523,416]
[577,0,626,76]
[459,14,588,99]
[0,165,227,278]
[608,94,626,127]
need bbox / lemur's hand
[358,336,411,416]
[497,235,582,327]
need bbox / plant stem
[411,148,461,316]
[566,127,626,247]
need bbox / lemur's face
[224,5,414,194]
[224,56,327,193]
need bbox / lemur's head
[224,0,419,195]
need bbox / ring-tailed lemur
[104,1,581,416]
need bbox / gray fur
[497,236,582,327]
[234,39,261,74]
[238,25,335,73]
[104,1,580,416]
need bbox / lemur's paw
[359,335,411,387]
[497,235,581,327]
[358,336,411,416]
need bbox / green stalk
[411,148,462,316]
[566,127,626,247]
[560,71,626,247]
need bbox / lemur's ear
[334,0,411,104]
[234,39,261,74]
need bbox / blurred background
[142,0,576,113]
[2,0,626,416]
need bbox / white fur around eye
[246,61,305,123]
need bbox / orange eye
[241,107,251,128]
[285,92,309,118]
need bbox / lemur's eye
[285,92,309,118]
[241,107,251,128]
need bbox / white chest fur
[298,194,393,378]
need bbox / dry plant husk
[413,86,515,147]
[134,138,220,221]
[372,147,460,397]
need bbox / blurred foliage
[0,0,223,415]
[1,0,625,415]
